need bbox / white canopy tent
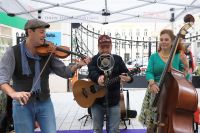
[0,0,200,24]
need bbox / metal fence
[71,23,200,66]
[15,23,200,67]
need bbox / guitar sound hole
[90,85,96,93]
[82,88,88,98]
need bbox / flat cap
[24,19,50,30]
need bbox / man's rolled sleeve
[50,57,74,79]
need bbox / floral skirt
[0,91,7,114]
[138,87,158,128]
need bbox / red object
[35,121,40,129]
[194,106,200,124]
[189,51,195,72]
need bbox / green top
[146,52,186,83]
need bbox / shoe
[8,124,14,132]
[8,130,15,133]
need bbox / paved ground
[34,74,200,131]
[50,89,145,130]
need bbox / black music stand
[78,108,92,126]
[120,89,130,129]
[0,112,7,133]
[121,89,137,129]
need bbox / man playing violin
[87,34,133,133]
[0,19,91,133]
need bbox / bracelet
[75,64,82,69]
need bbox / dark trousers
[6,96,13,127]
[0,95,14,132]
[0,112,7,132]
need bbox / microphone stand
[104,70,110,133]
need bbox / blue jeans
[12,98,56,133]
[91,103,120,133]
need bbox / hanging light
[38,10,42,19]
[170,8,175,22]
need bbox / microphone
[97,54,115,72]
[101,58,110,67]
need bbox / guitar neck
[56,47,85,58]
[105,68,139,86]
[105,77,120,87]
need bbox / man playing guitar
[87,34,133,133]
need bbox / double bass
[152,14,198,133]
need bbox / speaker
[71,23,81,28]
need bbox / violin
[35,40,85,59]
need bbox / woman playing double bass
[139,29,190,133]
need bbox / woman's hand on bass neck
[148,80,159,94]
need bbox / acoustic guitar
[73,68,141,108]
